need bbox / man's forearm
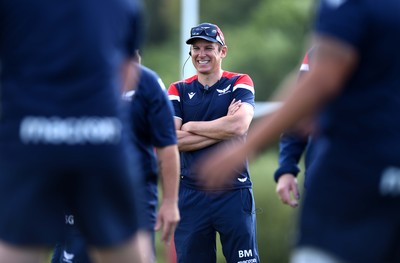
[181,116,240,140]
[181,104,253,140]
[156,145,180,202]
[176,130,220,151]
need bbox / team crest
[217,85,231,95]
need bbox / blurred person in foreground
[0,1,150,262]
[167,22,259,263]
[52,51,180,263]
[198,1,400,262]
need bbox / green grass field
[155,148,305,262]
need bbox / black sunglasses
[190,26,218,38]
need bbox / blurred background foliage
[141,0,316,101]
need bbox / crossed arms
[174,99,254,152]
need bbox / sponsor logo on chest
[217,85,231,96]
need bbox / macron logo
[62,251,75,263]
[237,177,248,183]
[380,166,400,196]
[217,85,231,96]
[188,92,196,99]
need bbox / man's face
[190,39,226,75]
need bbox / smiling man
[167,22,260,263]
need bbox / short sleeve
[232,74,255,108]
[167,83,183,119]
[145,78,177,147]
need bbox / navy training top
[168,71,255,190]
[125,65,177,185]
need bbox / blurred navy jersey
[310,0,400,190]
[0,0,144,247]
[0,0,142,129]
[168,71,255,190]
[296,1,400,262]
[124,65,177,231]
[315,0,400,155]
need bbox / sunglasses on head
[190,26,218,38]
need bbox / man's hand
[154,199,180,245]
[276,173,300,208]
[227,98,242,115]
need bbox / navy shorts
[51,216,92,263]
[0,139,142,247]
[296,140,400,263]
[174,184,260,263]
[52,179,158,263]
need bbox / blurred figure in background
[124,51,180,261]
[274,50,317,208]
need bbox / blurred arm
[274,132,309,182]
[197,36,358,188]
[154,144,180,244]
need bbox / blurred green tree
[142,0,314,100]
